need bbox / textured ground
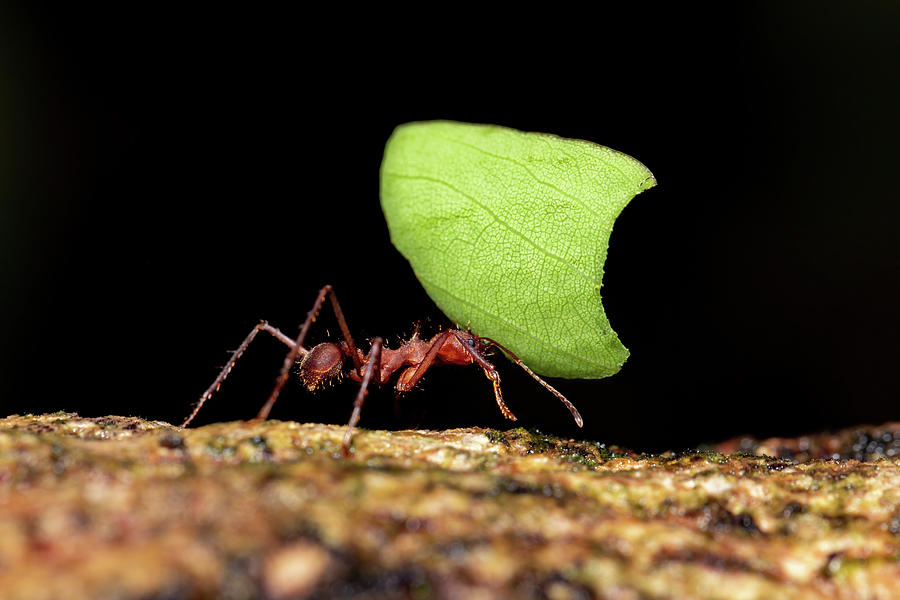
[1,413,899,599]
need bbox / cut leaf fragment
[380,121,655,378]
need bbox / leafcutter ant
[182,285,583,454]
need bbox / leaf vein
[386,172,599,285]
[435,133,631,222]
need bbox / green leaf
[380,121,655,379]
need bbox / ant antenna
[478,336,583,428]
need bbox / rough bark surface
[1,413,899,599]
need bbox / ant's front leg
[256,285,363,422]
[182,321,301,427]
[478,336,583,428]
[342,337,383,456]
[451,332,518,422]
[396,330,518,422]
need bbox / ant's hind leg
[342,337,383,455]
[255,285,361,422]
[183,321,302,427]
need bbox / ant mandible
[182,285,583,454]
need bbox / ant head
[454,330,492,355]
[298,343,345,390]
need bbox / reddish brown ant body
[183,285,583,454]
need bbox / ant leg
[183,322,304,427]
[509,359,582,428]
[395,330,455,392]
[450,332,518,422]
[397,330,518,421]
[480,337,583,428]
[324,287,363,375]
[342,337,383,455]
[255,285,362,422]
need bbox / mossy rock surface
[1,412,899,599]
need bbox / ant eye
[467,338,475,347]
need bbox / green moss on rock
[0,413,898,599]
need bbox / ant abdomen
[298,343,344,390]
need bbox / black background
[2,4,898,451]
